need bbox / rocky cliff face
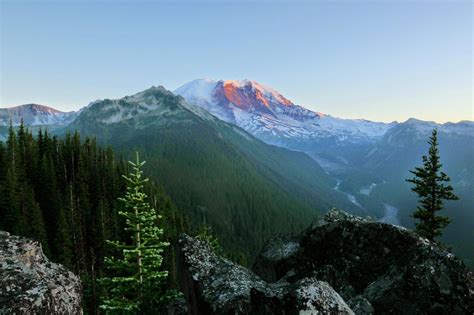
[253,209,474,314]
[178,234,353,315]
[0,231,82,314]
[178,209,473,314]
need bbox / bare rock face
[178,234,353,314]
[0,231,82,314]
[253,209,474,315]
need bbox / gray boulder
[0,231,82,314]
[253,208,474,314]
[178,234,353,314]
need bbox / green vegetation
[100,153,179,313]
[406,129,459,241]
[196,225,222,256]
[64,88,358,260]
[320,124,474,269]
[0,124,184,313]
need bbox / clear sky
[1,0,472,123]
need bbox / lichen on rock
[0,231,82,314]
[253,208,474,314]
[178,234,353,314]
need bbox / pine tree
[99,152,178,313]
[0,128,185,313]
[406,129,459,240]
[2,124,27,235]
[23,185,50,256]
[196,225,222,256]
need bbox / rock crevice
[178,234,353,314]
[178,209,474,314]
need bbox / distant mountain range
[1,79,473,267]
[0,104,77,127]
[2,80,471,145]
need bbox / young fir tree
[100,152,177,313]
[406,129,459,241]
[196,225,222,256]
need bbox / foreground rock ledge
[0,231,82,314]
[253,209,474,314]
[178,234,353,314]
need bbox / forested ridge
[64,87,356,262]
[0,124,186,313]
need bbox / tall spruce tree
[99,152,177,313]
[406,129,459,240]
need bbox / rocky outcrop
[253,209,474,314]
[178,234,353,314]
[0,231,82,314]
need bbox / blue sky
[1,0,472,122]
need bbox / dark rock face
[253,209,474,314]
[0,231,82,314]
[178,234,353,314]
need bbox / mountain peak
[176,78,396,145]
[72,84,217,126]
[220,79,294,108]
[0,104,76,126]
[174,79,217,101]
[404,117,435,125]
[3,103,65,114]
[175,78,301,116]
[126,85,173,100]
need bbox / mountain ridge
[1,81,473,268]
[174,79,474,150]
[0,103,77,127]
[2,80,471,130]
[60,85,360,257]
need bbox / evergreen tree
[0,127,185,313]
[406,129,459,240]
[196,225,222,256]
[2,124,26,235]
[100,152,177,313]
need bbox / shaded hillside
[63,86,358,259]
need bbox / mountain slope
[175,79,393,149]
[3,81,471,267]
[63,86,358,258]
[354,119,474,267]
[176,79,474,268]
[0,104,77,127]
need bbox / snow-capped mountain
[1,83,472,269]
[379,118,474,147]
[175,79,394,147]
[0,104,77,127]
